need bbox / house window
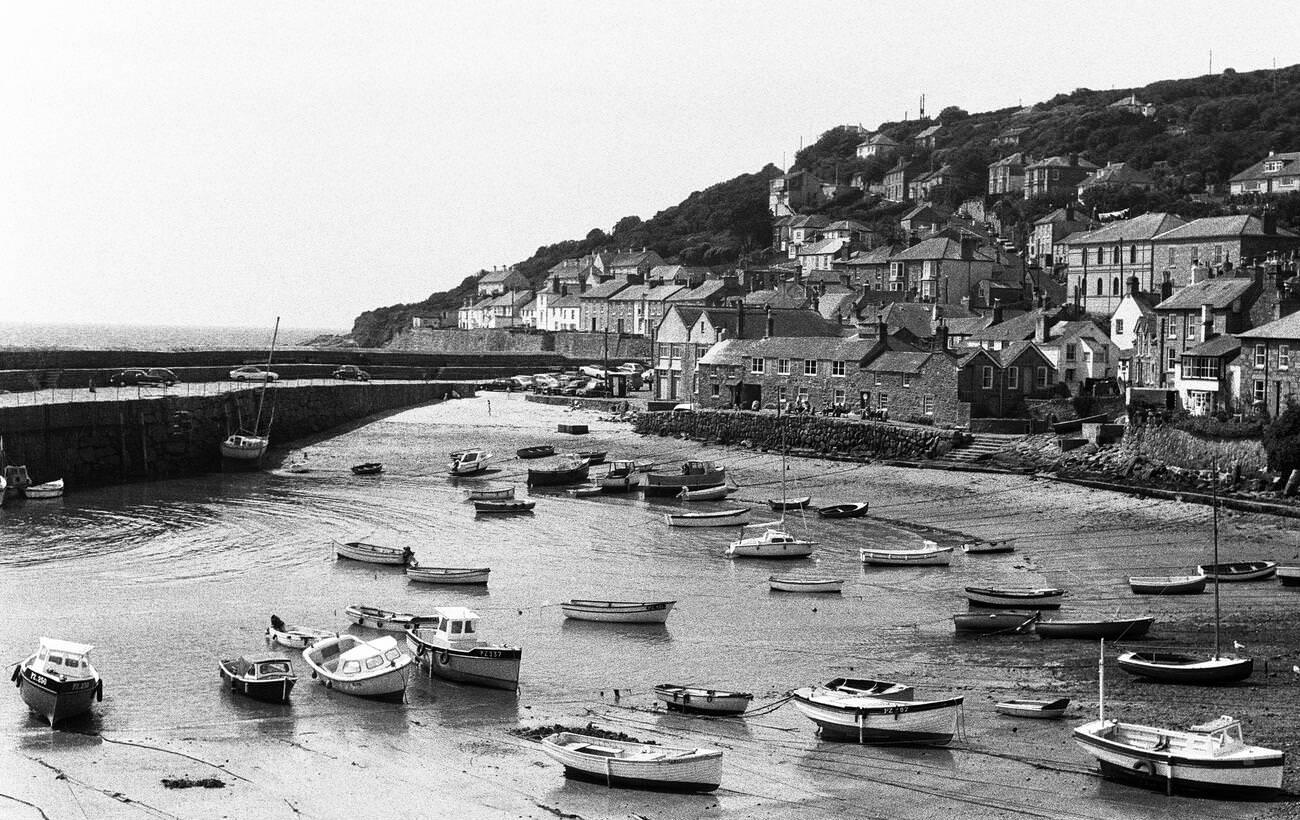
[777,386,787,404]
[1184,357,1220,380]
[1213,244,1223,264]
[878,392,890,409]
[1167,247,1175,266]
[1255,344,1266,368]
[796,387,809,405]
[670,344,683,359]
[1007,367,1019,389]
[1186,316,1197,339]
[922,396,934,415]
[1112,277,1120,295]
[874,372,882,386]
[1036,367,1049,387]
[1065,368,1077,382]
[1166,347,1177,370]
[777,358,790,375]
[1095,278,1103,296]
[901,373,911,388]
[1166,318,1176,339]
[1065,343,1077,362]
[710,382,720,399]
[833,388,846,405]
[981,366,993,389]
[1282,345,1290,369]
[1114,318,1124,335]
[750,357,764,374]
[1096,247,1103,264]
[831,361,846,377]
[1111,246,1120,265]
[804,359,818,376]
[1129,245,1137,264]
[1254,379,1266,402]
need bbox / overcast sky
[3,2,1298,330]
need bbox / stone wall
[633,409,961,461]
[0,382,464,488]
[1120,424,1269,473]
[552,332,651,361]
[384,327,650,362]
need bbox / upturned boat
[405,563,490,585]
[727,524,814,558]
[1279,566,1300,587]
[333,540,411,565]
[964,586,1066,608]
[996,697,1070,719]
[450,449,492,476]
[790,679,961,745]
[1196,561,1278,582]
[860,542,952,566]
[350,462,383,476]
[12,638,102,725]
[345,604,423,632]
[526,454,590,486]
[1035,616,1154,640]
[405,607,521,691]
[266,615,332,649]
[539,731,723,793]
[301,634,411,700]
[653,684,752,715]
[560,599,674,623]
[642,460,726,497]
[962,537,1016,554]
[217,655,297,703]
[664,507,751,528]
[768,576,843,593]
[1128,575,1207,595]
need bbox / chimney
[765,305,774,338]
[878,318,889,339]
[1201,302,1213,342]
[1263,211,1278,235]
[1161,275,1173,301]
[960,295,971,312]
[1036,312,1056,343]
[737,303,745,337]
[1192,262,1208,284]
[1127,276,1140,297]
[935,323,949,351]
[992,300,1004,324]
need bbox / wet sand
[4,393,1300,819]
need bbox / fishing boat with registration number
[404,607,521,691]
[12,638,102,725]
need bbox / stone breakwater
[633,409,962,461]
[0,381,464,488]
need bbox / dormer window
[1265,160,1284,173]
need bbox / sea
[0,321,349,351]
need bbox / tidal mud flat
[2,393,1299,819]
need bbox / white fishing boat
[23,478,64,499]
[962,537,1016,554]
[13,638,102,725]
[449,449,492,476]
[221,317,279,465]
[653,684,753,715]
[790,679,962,745]
[266,615,332,649]
[768,576,843,593]
[664,507,751,527]
[464,486,514,501]
[301,634,411,700]
[860,541,953,566]
[405,563,490,585]
[539,731,723,793]
[726,524,815,558]
[599,460,640,493]
[1073,641,1283,799]
[333,540,412,565]
[404,607,521,691]
[642,460,727,497]
[560,599,675,624]
[345,604,423,632]
[964,585,1067,608]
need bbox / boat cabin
[606,460,636,476]
[332,636,403,675]
[32,638,94,680]
[233,655,294,680]
[681,460,720,475]
[418,607,481,648]
[1189,715,1246,750]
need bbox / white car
[230,365,279,381]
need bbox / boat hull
[333,541,410,565]
[767,497,811,511]
[1128,575,1207,595]
[964,587,1065,608]
[15,665,100,725]
[1280,566,1300,587]
[406,566,490,585]
[24,480,64,499]
[466,487,514,501]
[217,661,296,703]
[526,466,589,486]
[664,508,750,527]
[817,503,869,518]
[962,538,1016,554]
[995,698,1069,719]
[769,577,843,593]
[1196,561,1278,581]
[267,626,331,649]
[302,638,411,700]
[1035,617,1154,640]
[654,685,752,715]
[791,690,963,746]
[220,436,268,462]
[1115,652,1253,684]
[540,733,722,793]
[560,600,674,623]
[405,634,521,691]
[345,606,418,632]
[728,539,814,558]
[952,612,1039,633]
[474,500,535,513]
[860,547,952,566]
[643,469,727,497]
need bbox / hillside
[351,63,1300,347]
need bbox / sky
[3,1,1300,331]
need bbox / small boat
[964,586,1066,608]
[653,684,753,715]
[1279,566,1300,587]
[599,460,640,493]
[995,697,1070,719]
[560,599,675,624]
[1116,651,1253,684]
[3,465,30,499]
[566,484,603,497]
[1196,560,1278,582]
[816,677,914,699]
[664,507,751,528]
[217,655,297,703]
[769,576,843,593]
[643,460,727,497]
[350,463,383,476]
[333,540,412,565]
[516,445,555,460]
[405,563,490,585]
[962,537,1016,554]
[405,607,521,691]
[860,541,952,567]
[301,634,411,700]
[767,495,811,511]
[13,638,102,725]
[791,680,962,746]
[345,604,423,632]
[677,483,731,501]
[577,450,607,465]
[450,449,492,476]
[474,499,536,514]
[633,459,655,473]
[539,731,723,793]
[727,525,814,558]
[1128,574,1207,595]
[266,615,332,649]
[24,478,65,499]
[1035,616,1154,640]
[817,502,869,518]
[465,486,514,501]
[527,454,590,486]
[952,611,1040,634]
[220,432,269,463]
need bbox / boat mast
[1098,638,1105,723]
[1212,459,1221,660]
[252,316,281,435]
[778,404,787,525]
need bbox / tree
[1263,399,1300,474]
[938,106,969,126]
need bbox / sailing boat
[221,317,280,465]
[1116,463,1253,684]
[725,407,814,559]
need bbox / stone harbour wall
[0,382,464,488]
[633,409,962,461]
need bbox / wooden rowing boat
[769,576,843,593]
[539,731,722,793]
[653,684,752,715]
[333,540,411,565]
[664,507,751,527]
[816,502,869,518]
[964,586,1066,608]
[962,537,1016,554]
[560,599,674,623]
[860,542,952,566]
[995,697,1070,719]
[1128,574,1207,595]
[952,611,1039,633]
[1035,616,1154,640]
[1115,651,1253,684]
[1196,560,1278,582]
[405,564,490,585]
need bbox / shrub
[905,415,936,426]
[1263,399,1300,473]
[1174,412,1264,440]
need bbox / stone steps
[932,435,1014,464]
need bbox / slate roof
[1229,152,1300,183]
[743,286,810,309]
[1238,310,1300,339]
[867,351,933,374]
[1072,212,1187,244]
[1079,162,1154,189]
[1152,215,1300,241]
[668,280,727,302]
[826,219,871,232]
[1183,336,1242,358]
[1154,277,1255,310]
[889,237,978,262]
[789,214,832,230]
[609,285,649,302]
[797,237,848,256]
[1026,155,1099,170]
[966,308,1061,343]
[817,292,858,321]
[479,267,525,284]
[1034,207,1090,226]
[645,284,685,302]
[989,152,1027,169]
[841,245,901,266]
[550,294,581,309]
[697,335,879,367]
[702,307,845,340]
[580,278,633,300]
[914,125,942,140]
[958,340,1053,369]
[607,250,661,268]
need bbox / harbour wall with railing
[0,381,465,489]
[633,409,963,461]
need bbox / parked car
[479,378,514,391]
[146,368,180,385]
[230,366,279,382]
[577,381,612,398]
[532,374,561,393]
[332,365,370,381]
[558,377,588,396]
[108,368,164,387]
[510,374,533,390]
